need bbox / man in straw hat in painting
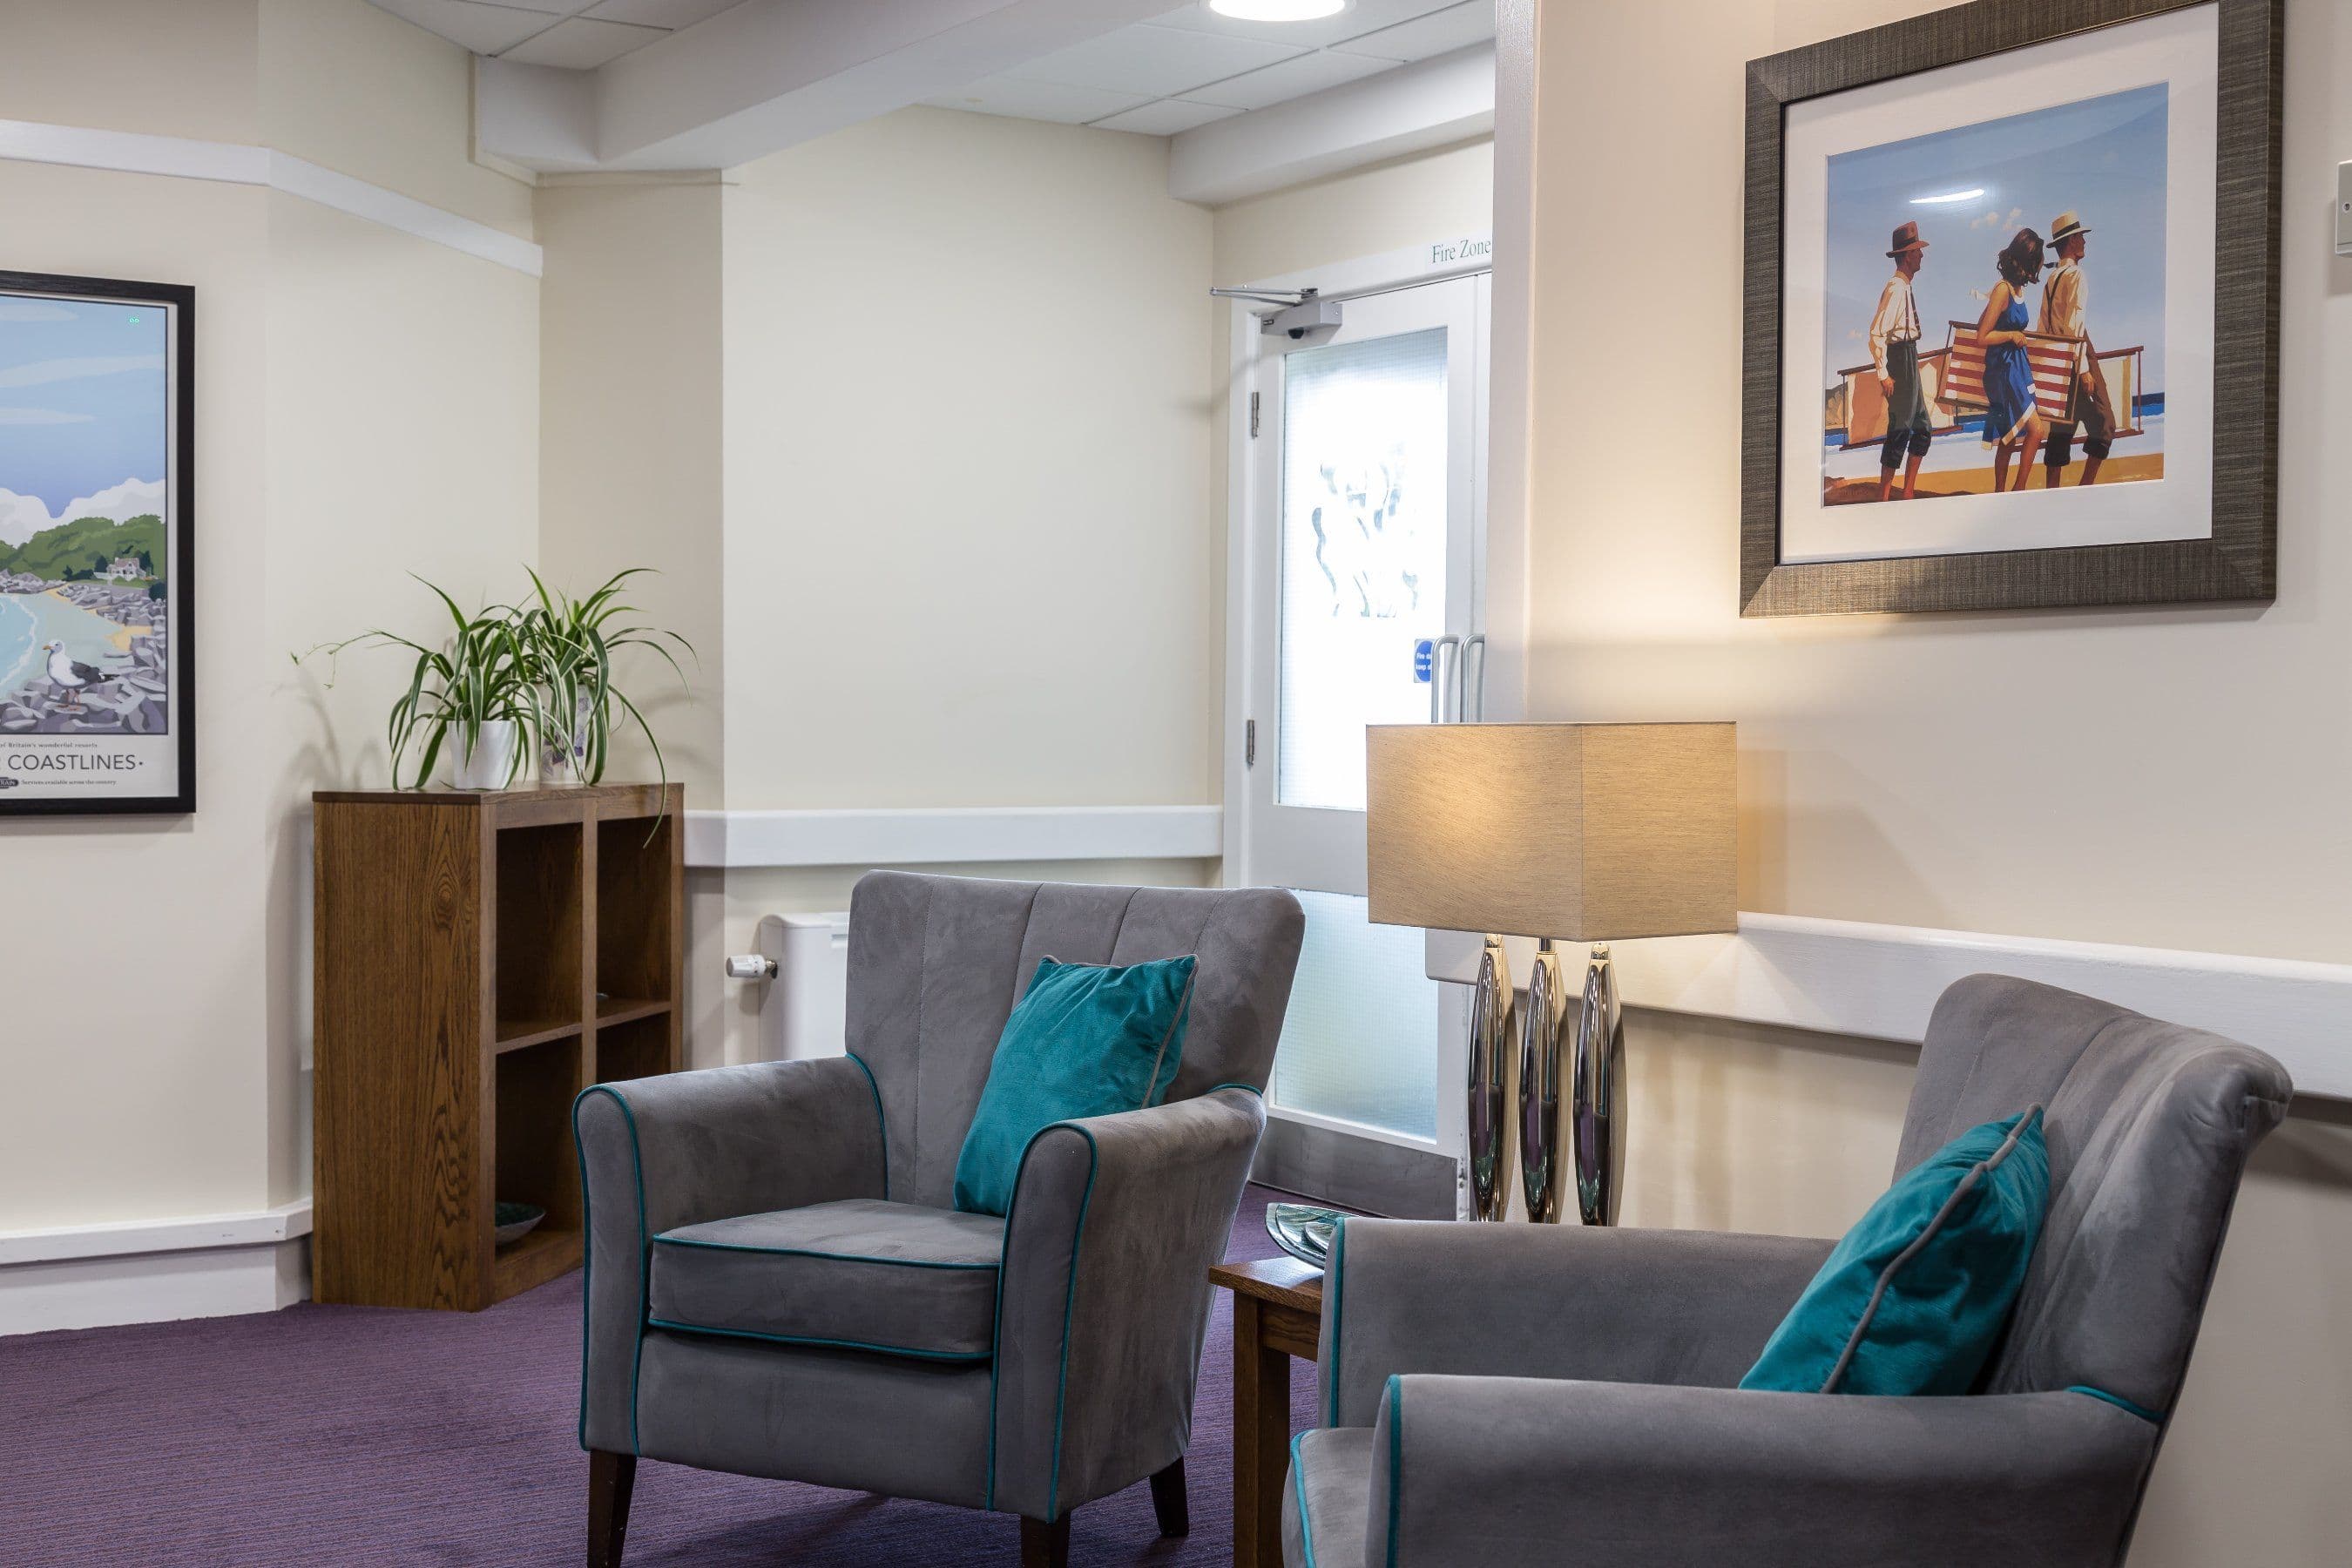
[1869,220,1935,503]
[2038,210,2116,487]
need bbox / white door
[1230,271,1489,1206]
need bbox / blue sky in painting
[1823,83,2167,393]
[0,294,166,515]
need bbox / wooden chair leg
[1150,1456,1189,1538]
[588,1450,637,1568]
[1019,1512,1071,1568]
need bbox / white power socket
[2340,161,2352,256]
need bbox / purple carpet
[2,1186,1328,1566]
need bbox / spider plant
[513,567,694,793]
[301,577,533,789]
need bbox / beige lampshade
[1365,722,1738,942]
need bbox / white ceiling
[373,0,1495,133]
[368,0,752,71]
[927,1,1496,133]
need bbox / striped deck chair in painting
[1937,321,2084,423]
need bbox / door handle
[1462,634,1487,723]
[1427,635,1461,722]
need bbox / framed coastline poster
[0,271,193,813]
[1740,0,2282,616]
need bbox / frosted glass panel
[1277,328,1449,811]
[1268,889,1439,1140]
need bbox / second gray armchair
[1285,974,2291,1568]
[576,870,1304,1567]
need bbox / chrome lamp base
[1465,935,1515,1220]
[1517,939,1627,1226]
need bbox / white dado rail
[684,806,1224,869]
[1429,916,2352,1099]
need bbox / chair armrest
[1367,1376,2157,1568]
[1320,1218,1835,1426]
[989,1085,1267,1521]
[573,1056,886,1453]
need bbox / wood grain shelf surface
[313,782,684,1311]
[594,996,671,1027]
[495,1017,585,1052]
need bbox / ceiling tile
[924,78,1156,126]
[1331,0,1494,63]
[368,0,565,54]
[1189,48,1400,110]
[582,0,744,28]
[498,14,666,66]
[1148,0,1458,52]
[1006,23,1303,98]
[1090,98,1244,136]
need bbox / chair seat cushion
[649,1198,1005,1361]
[1282,1427,1373,1568]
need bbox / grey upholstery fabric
[635,1328,996,1507]
[1370,1377,2155,1567]
[650,1199,1004,1359]
[1901,977,2291,1419]
[846,870,1306,1208]
[574,1056,884,1453]
[990,1085,1267,1520]
[577,870,1304,1538]
[1318,1221,1835,1427]
[1281,976,2291,1568]
[1282,1428,1372,1568]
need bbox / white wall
[1515,0,2352,1558]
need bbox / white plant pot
[539,691,594,787]
[450,719,520,791]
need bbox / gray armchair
[1285,974,2292,1567]
[576,870,1304,1567]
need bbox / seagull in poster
[42,640,104,713]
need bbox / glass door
[1233,273,1487,1211]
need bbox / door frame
[1219,233,1497,1212]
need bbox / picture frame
[0,270,195,814]
[1740,0,2282,617]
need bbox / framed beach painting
[0,271,194,813]
[1740,0,2282,616]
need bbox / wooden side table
[1209,1254,1325,1568]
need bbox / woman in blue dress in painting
[1977,228,2047,491]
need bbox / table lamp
[1365,722,1737,1226]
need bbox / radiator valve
[725,954,778,981]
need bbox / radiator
[752,911,850,1062]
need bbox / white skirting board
[1428,914,2352,1099]
[686,806,1222,870]
[0,1201,312,1336]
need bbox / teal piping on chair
[846,1051,889,1200]
[1288,1430,1317,1568]
[983,1119,1100,1519]
[652,1233,997,1268]
[644,1317,994,1363]
[574,1085,650,1456]
[1321,1216,1348,1426]
[2069,1384,2163,1423]
[1382,1374,1404,1568]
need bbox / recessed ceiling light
[1206,0,1352,21]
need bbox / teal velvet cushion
[950,955,1199,1216]
[1742,1105,2049,1396]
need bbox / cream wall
[720,107,1216,813]
[1520,0,2352,1558]
[259,0,536,240]
[681,108,1224,1063]
[0,4,541,1234]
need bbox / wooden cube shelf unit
[312,782,685,1310]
